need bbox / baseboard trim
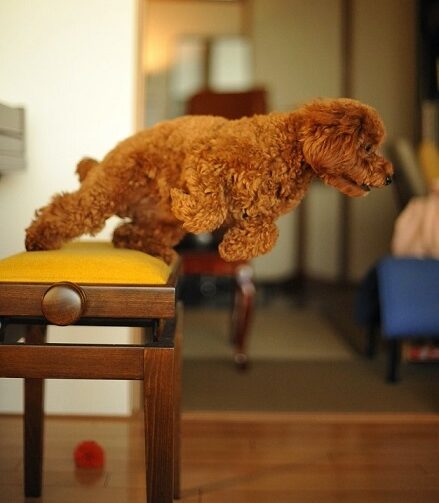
[182,410,439,424]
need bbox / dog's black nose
[385,176,393,185]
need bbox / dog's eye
[364,143,373,154]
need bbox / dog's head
[298,98,394,197]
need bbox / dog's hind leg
[112,218,186,264]
[25,177,118,251]
[219,217,279,262]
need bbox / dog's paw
[25,222,64,251]
[25,234,62,252]
[219,221,279,261]
[218,241,250,262]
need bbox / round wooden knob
[41,282,86,326]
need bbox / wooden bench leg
[24,378,45,497]
[173,307,183,499]
[24,325,46,498]
[143,347,175,503]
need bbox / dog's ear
[300,124,360,174]
[298,99,383,173]
[299,98,385,148]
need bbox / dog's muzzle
[385,176,393,186]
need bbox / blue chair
[359,256,439,382]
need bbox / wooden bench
[0,241,181,502]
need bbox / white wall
[251,0,342,112]
[250,0,343,281]
[348,0,416,280]
[249,0,416,281]
[0,0,141,415]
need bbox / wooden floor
[1,412,438,502]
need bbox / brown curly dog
[25,98,393,263]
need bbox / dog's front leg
[219,217,279,262]
[170,163,228,234]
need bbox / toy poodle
[25,98,393,263]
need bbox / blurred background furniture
[386,138,428,211]
[357,139,439,381]
[186,87,267,119]
[0,102,26,173]
[375,257,439,382]
[180,247,255,368]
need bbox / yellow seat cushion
[0,241,171,284]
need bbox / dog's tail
[76,157,99,182]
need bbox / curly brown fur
[25,98,393,263]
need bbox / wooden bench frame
[0,266,181,503]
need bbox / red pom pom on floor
[74,440,105,469]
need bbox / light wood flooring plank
[0,412,438,503]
